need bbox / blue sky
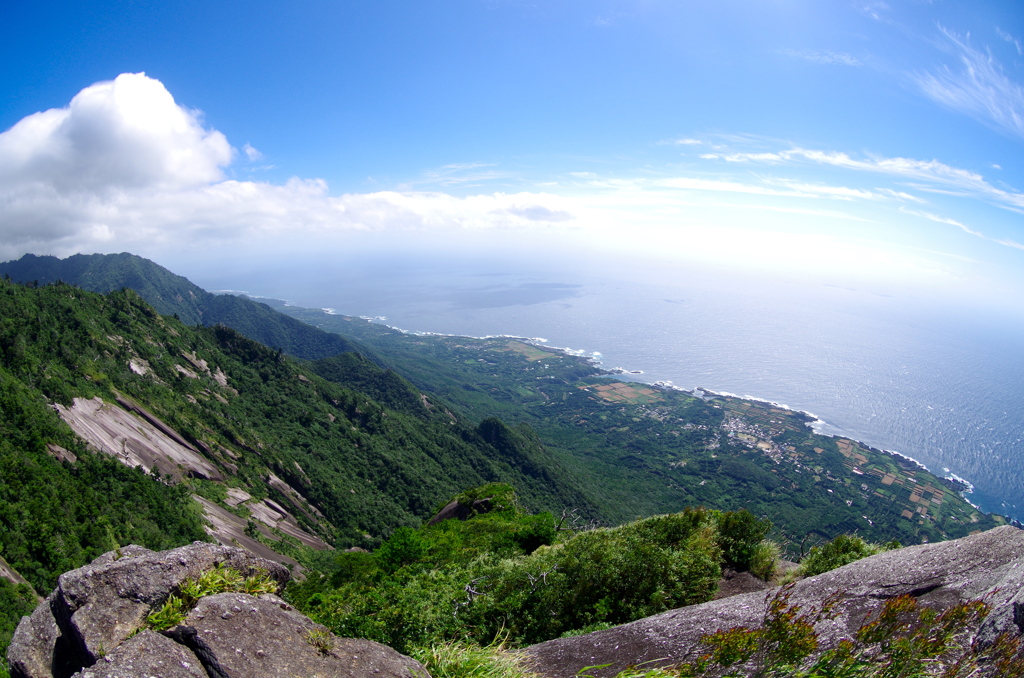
[1,0,1022,308]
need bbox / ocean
[192,253,1024,522]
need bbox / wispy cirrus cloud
[856,2,890,22]
[700,145,1024,213]
[996,27,1023,57]
[902,207,1024,251]
[901,208,986,238]
[913,27,1024,140]
[413,162,511,187]
[781,49,861,66]
[649,175,911,204]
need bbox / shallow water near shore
[192,254,1024,522]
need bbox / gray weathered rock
[8,543,428,678]
[51,542,289,670]
[170,592,428,678]
[6,546,155,678]
[6,592,62,678]
[525,526,1024,677]
[69,631,206,678]
[8,543,289,678]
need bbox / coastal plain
[280,302,1002,548]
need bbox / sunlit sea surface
[199,255,1024,522]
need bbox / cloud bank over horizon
[0,73,588,258]
[0,72,1022,302]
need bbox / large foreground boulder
[7,542,428,678]
[525,526,1024,677]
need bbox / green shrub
[412,640,531,678]
[621,507,716,549]
[799,534,889,577]
[304,627,334,654]
[453,515,722,645]
[716,509,772,569]
[305,509,725,650]
[453,483,518,514]
[311,565,470,652]
[329,549,379,587]
[748,540,781,581]
[375,526,430,574]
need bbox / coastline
[376,315,994,517]
[262,302,1004,524]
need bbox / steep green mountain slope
[0,278,592,569]
[0,275,598,666]
[0,253,368,360]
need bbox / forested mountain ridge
[0,277,595,654]
[0,253,369,361]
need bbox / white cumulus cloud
[0,72,231,193]
[0,73,238,256]
[0,74,580,259]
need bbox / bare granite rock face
[170,592,427,678]
[70,631,207,678]
[525,526,1024,678]
[52,542,290,670]
[54,397,223,482]
[6,592,67,678]
[7,543,424,678]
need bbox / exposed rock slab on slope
[54,395,331,572]
[191,496,307,576]
[54,396,222,481]
[525,526,1024,678]
[0,555,36,591]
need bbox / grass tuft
[412,640,535,678]
[146,563,278,631]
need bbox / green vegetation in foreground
[288,484,770,653]
[677,585,1024,677]
[412,591,1024,678]
[287,490,1022,677]
[796,533,898,578]
[146,563,278,631]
